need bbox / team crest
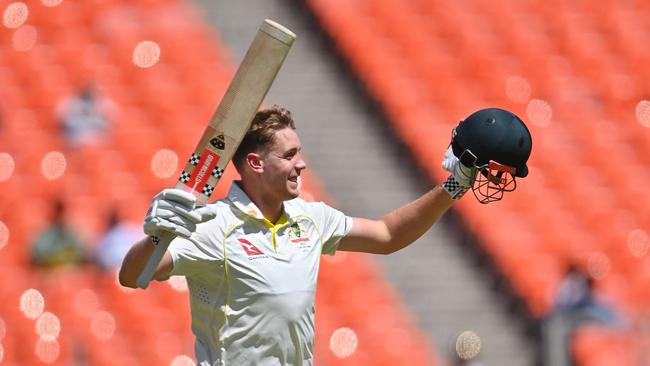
[290,223,301,238]
[289,223,310,245]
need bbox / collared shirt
[168,182,352,366]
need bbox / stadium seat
[3,0,434,359]
[307,0,650,362]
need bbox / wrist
[442,175,469,200]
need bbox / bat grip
[136,231,175,289]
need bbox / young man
[119,106,476,365]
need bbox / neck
[238,180,284,223]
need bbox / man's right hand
[441,146,477,200]
[143,189,216,240]
[441,146,477,188]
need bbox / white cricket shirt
[167,182,352,366]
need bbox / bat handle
[136,231,175,289]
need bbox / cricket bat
[136,19,296,289]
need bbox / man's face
[260,127,306,201]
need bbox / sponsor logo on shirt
[238,238,264,256]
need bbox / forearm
[380,185,454,252]
[118,236,157,288]
[340,185,456,254]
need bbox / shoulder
[285,198,342,218]
[194,200,240,232]
[209,198,233,212]
[286,197,321,211]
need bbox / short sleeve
[309,202,352,255]
[167,223,223,279]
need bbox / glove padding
[144,189,216,240]
[441,146,477,199]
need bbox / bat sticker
[212,167,225,178]
[187,151,221,191]
[210,134,226,150]
[179,171,191,183]
[188,153,201,166]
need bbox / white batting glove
[441,146,477,199]
[143,189,216,241]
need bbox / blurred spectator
[56,85,116,149]
[542,264,625,366]
[95,208,143,271]
[31,198,89,268]
[553,264,622,325]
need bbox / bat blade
[136,19,295,289]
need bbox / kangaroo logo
[238,238,264,256]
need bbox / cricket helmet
[451,108,532,203]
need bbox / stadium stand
[0,0,436,364]
[307,0,650,364]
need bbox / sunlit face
[259,128,306,202]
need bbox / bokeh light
[0,343,3,363]
[636,100,650,128]
[133,41,161,68]
[456,330,481,360]
[41,0,63,7]
[12,24,37,51]
[168,276,188,292]
[90,311,115,340]
[19,288,45,319]
[41,151,66,180]
[151,149,178,178]
[0,153,15,181]
[36,312,61,341]
[628,229,649,258]
[587,252,611,280]
[73,289,100,318]
[170,355,196,366]
[3,2,28,29]
[526,99,552,127]
[35,339,59,364]
[329,327,358,358]
[0,221,9,251]
[505,76,531,104]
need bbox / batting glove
[441,146,477,199]
[143,189,216,241]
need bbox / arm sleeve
[311,202,353,255]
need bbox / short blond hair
[233,106,295,171]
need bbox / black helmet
[451,108,532,203]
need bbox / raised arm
[337,146,475,254]
[337,186,454,254]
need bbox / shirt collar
[227,181,299,221]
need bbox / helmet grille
[472,161,517,204]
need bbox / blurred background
[0,0,649,365]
